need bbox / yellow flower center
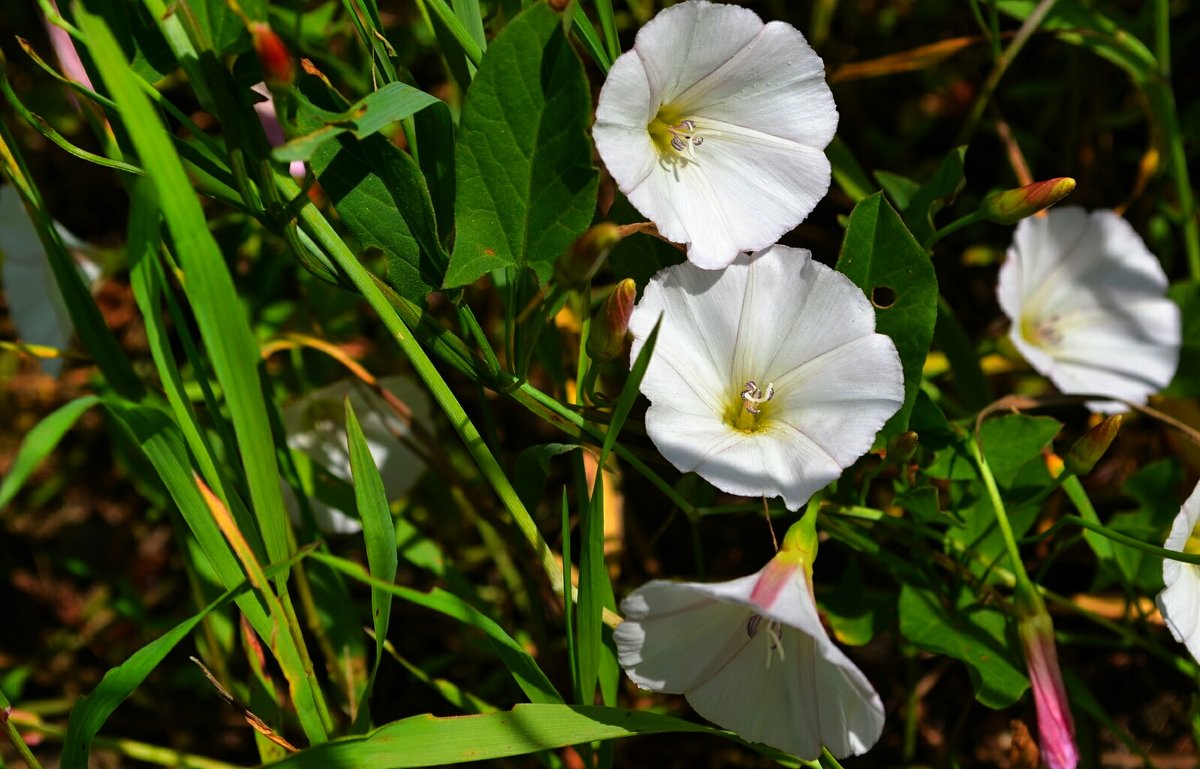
[1021,312,1064,350]
[647,109,703,159]
[724,380,776,433]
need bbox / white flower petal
[624,0,765,107]
[997,208,1181,411]
[631,245,903,510]
[1158,481,1200,663]
[593,0,837,269]
[615,575,760,693]
[616,558,885,760]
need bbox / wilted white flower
[615,520,884,759]
[628,244,903,510]
[593,0,837,269]
[0,185,99,376]
[997,208,1180,412]
[283,376,429,535]
[1157,480,1200,664]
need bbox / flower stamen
[764,621,785,668]
[741,380,775,414]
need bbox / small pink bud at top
[547,0,570,11]
[587,278,636,364]
[556,222,622,290]
[250,22,295,88]
[981,178,1076,225]
[1015,586,1078,769]
[1064,414,1121,476]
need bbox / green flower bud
[1064,415,1121,476]
[981,178,1076,225]
[556,222,622,290]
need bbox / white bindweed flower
[1156,480,1200,664]
[997,207,1180,413]
[593,0,837,269]
[0,185,99,376]
[629,244,903,511]
[283,376,430,535]
[615,520,885,759]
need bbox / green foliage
[5,1,1199,766]
[837,193,939,441]
[294,77,449,304]
[445,3,599,288]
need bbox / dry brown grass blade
[830,35,990,83]
[189,657,298,753]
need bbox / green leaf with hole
[836,192,938,441]
[443,3,598,288]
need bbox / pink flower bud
[1015,587,1078,769]
[587,278,636,364]
[981,178,1076,224]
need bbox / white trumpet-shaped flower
[1157,480,1200,664]
[997,207,1180,413]
[593,0,837,269]
[615,521,885,759]
[629,244,903,510]
[283,376,429,535]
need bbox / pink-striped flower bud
[981,178,1076,224]
[587,278,636,364]
[1015,585,1078,769]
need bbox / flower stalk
[969,434,1078,769]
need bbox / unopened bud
[547,0,570,10]
[1064,415,1121,476]
[1014,584,1079,769]
[556,222,622,290]
[250,22,295,88]
[980,178,1076,225]
[887,431,919,464]
[586,279,636,364]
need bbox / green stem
[1060,474,1115,562]
[923,210,984,251]
[1049,515,1200,566]
[967,434,1037,594]
[0,694,46,769]
[957,0,1061,144]
[1149,0,1200,278]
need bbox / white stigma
[741,380,775,414]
